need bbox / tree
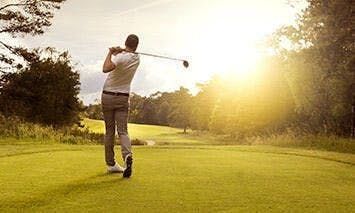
[0,0,65,71]
[141,97,158,125]
[0,48,82,127]
[129,93,145,123]
[207,58,294,137]
[168,87,192,133]
[85,101,103,120]
[190,77,220,131]
[271,0,354,135]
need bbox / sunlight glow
[186,3,271,82]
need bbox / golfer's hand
[109,47,124,55]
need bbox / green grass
[0,119,354,212]
[84,118,209,145]
[0,143,354,212]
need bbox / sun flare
[187,5,267,82]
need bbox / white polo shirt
[103,52,140,94]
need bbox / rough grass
[0,116,102,144]
[0,142,354,212]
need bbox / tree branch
[0,3,31,11]
[0,41,18,56]
[0,0,63,11]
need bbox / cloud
[79,60,106,95]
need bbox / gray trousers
[101,93,132,166]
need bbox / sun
[186,7,265,82]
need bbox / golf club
[134,51,189,68]
[111,47,189,68]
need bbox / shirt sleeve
[111,53,126,67]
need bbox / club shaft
[134,52,185,62]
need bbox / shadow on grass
[0,172,130,210]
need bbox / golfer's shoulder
[129,52,140,62]
[112,52,139,66]
[118,52,139,62]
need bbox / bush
[0,114,102,144]
[0,49,82,127]
[0,114,59,141]
[0,114,151,146]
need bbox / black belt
[103,90,129,97]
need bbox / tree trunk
[351,103,355,138]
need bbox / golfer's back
[103,52,140,94]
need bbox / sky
[16,0,306,104]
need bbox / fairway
[84,118,209,145]
[0,121,354,212]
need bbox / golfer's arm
[102,52,116,73]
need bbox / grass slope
[84,118,208,145]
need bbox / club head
[183,60,189,68]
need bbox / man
[101,34,140,178]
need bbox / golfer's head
[125,34,139,52]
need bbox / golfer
[101,34,140,178]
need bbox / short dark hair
[125,34,139,51]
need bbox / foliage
[0,114,102,144]
[189,80,219,131]
[166,87,192,133]
[207,58,295,137]
[271,0,354,135]
[0,48,82,127]
[129,93,145,123]
[85,102,103,120]
[0,0,65,71]
[0,114,60,141]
